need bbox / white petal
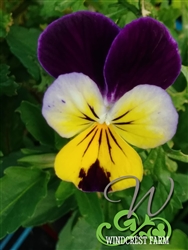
[42,73,106,138]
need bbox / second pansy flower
[38,11,181,192]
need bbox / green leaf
[17,101,55,147]
[170,66,188,111]
[55,132,69,150]
[173,173,188,202]
[0,91,29,155]
[0,10,13,38]
[166,229,188,250]
[181,65,188,84]
[157,5,181,30]
[56,212,78,250]
[173,105,188,153]
[40,0,86,18]
[75,190,104,228]
[18,153,55,168]
[34,69,54,93]
[55,181,75,207]
[61,0,86,12]
[167,86,188,111]
[143,147,183,220]
[167,65,188,111]
[0,167,49,239]
[143,148,158,173]
[118,0,141,18]
[152,148,183,211]
[57,218,100,250]
[3,0,23,13]
[21,146,51,155]
[165,156,178,173]
[40,0,64,18]
[163,144,188,163]
[0,151,23,178]
[23,177,76,227]
[6,26,41,80]
[0,154,2,165]
[172,0,182,9]
[86,0,103,11]
[0,64,19,96]
[134,229,188,249]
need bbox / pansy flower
[38,11,181,192]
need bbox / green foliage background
[0,0,188,249]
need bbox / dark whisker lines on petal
[77,124,123,166]
[83,129,98,156]
[105,130,114,164]
[77,125,97,145]
[107,128,126,156]
[77,125,113,192]
[98,129,103,148]
[115,124,164,139]
[115,125,127,132]
[112,110,130,121]
[79,112,96,122]
[77,122,92,126]
[113,121,134,125]
[87,103,100,119]
[111,98,155,124]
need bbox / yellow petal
[42,73,107,138]
[55,123,143,192]
[107,85,178,149]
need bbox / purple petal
[104,17,181,102]
[38,11,119,95]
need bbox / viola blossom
[38,11,181,192]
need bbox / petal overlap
[104,17,181,101]
[107,85,178,148]
[38,11,119,95]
